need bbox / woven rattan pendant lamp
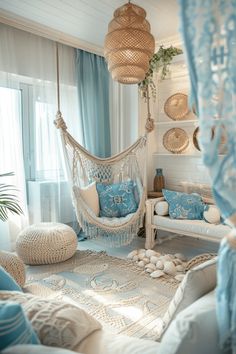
[104,1,155,84]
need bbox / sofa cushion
[154,201,169,216]
[159,290,221,354]
[0,266,22,292]
[0,301,40,351]
[162,189,205,220]
[0,291,102,350]
[74,182,99,216]
[2,345,81,354]
[203,205,221,224]
[96,180,138,217]
[156,257,217,339]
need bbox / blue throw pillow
[96,180,138,217]
[0,266,22,292]
[0,301,40,351]
[162,189,205,220]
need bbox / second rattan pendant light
[104,2,155,84]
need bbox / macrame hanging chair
[54,44,154,246]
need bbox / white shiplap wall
[144,54,212,193]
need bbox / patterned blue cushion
[162,189,205,220]
[96,181,138,217]
[0,301,40,351]
[0,266,22,292]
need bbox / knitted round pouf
[16,223,78,265]
[0,250,25,287]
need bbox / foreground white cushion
[2,345,80,354]
[0,291,101,350]
[75,329,160,354]
[156,257,217,339]
[154,201,169,216]
[159,290,221,354]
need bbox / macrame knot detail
[145,117,154,133]
[54,111,67,130]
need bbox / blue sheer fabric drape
[178,0,236,352]
[75,49,111,158]
[178,0,236,221]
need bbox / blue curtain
[179,1,236,352]
[75,49,111,158]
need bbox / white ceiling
[0,0,180,51]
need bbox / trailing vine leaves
[139,45,183,99]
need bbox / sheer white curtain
[0,23,81,249]
[109,80,139,154]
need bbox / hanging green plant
[139,45,183,99]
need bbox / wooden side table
[147,191,163,199]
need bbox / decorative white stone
[146,268,153,273]
[176,265,185,272]
[163,261,176,275]
[150,270,165,278]
[143,257,150,264]
[145,263,156,270]
[133,255,139,261]
[138,253,145,260]
[138,261,145,267]
[145,250,157,258]
[175,274,185,282]
[127,250,138,259]
[161,255,173,262]
[172,259,183,266]
[174,253,187,262]
[156,260,164,270]
[150,256,159,264]
[138,249,146,254]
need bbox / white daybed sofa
[145,197,231,249]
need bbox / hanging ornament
[104,2,155,84]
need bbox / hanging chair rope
[54,42,153,246]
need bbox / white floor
[78,230,219,260]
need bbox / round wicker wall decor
[164,93,189,120]
[163,128,189,154]
[193,126,227,154]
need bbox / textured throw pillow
[0,266,22,292]
[159,291,221,354]
[2,345,82,354]
[96,180,138,217]
[203,205,221,224]
[162,189,205,220]
[156,257,217,340]
[0,291,102,350]
[0,301,40,351]
[74,182,99,216]
[154,201,169,216]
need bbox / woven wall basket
[164,93,190,120]
[193,126,227,154]
[163,128,189,153]
[104,2,155,84]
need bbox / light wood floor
[78,231,219,260]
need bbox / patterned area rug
[24,250,180,340]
